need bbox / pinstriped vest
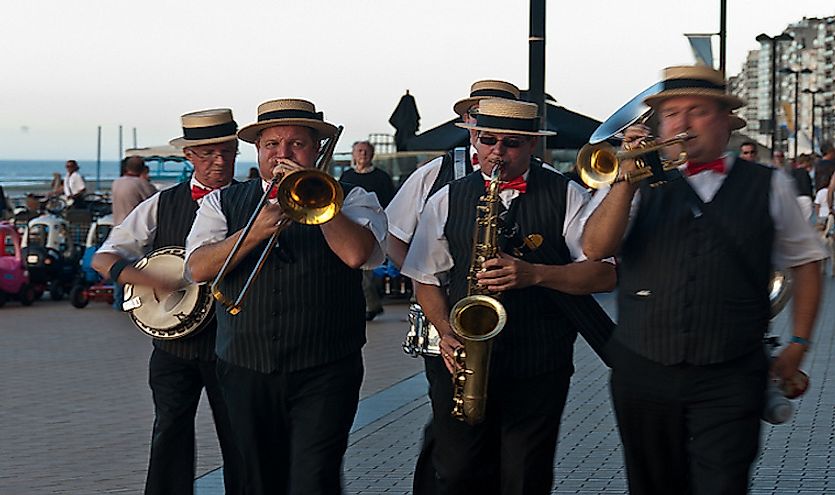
[618,159,774,365]
[446,163,578,377]
[216,179,365,373]
[152,181,217,361]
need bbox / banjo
[122,246,214,340]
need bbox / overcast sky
[1,0,833,161]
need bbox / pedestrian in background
[340,140,395,320]
[111,156,157,225]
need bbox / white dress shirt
[97,178,226,260]
[64,171,86,197]
[184,182,388,278]
[401,171,594,286]
[591,156,829,269]
[385,145,478,243]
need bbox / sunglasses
[478,135,528,149]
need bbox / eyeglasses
[478,135,528,149]
[187,149,239,161]
[467,108,479,119]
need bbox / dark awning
[404,97,601,151]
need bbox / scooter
[69,214,115,308]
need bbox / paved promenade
[1,279,833,494]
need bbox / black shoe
[365,308,383,321]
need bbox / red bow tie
[484,175,527,194]
[191,185,215,201]
[266,185,278,200]
[685,159,725,177]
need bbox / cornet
[576,132,691,189]
[577,84,692,189]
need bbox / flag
[685,33,715,68]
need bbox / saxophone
[448,161,508,425]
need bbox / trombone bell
[276,169,344,225]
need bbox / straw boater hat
[455,98,556,136]
[237,99,338,144]
[644,65,744,110]
[729,113,746,131]
[452,80,521,117]
[169,108,238,148]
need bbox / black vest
[617,159,774,365]
[152,181,217,361]
[445,163,581,377]
[216,179,366,373]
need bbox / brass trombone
[210,126,344,315]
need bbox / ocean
[0,159,259,192]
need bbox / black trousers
[145,348,243,495]
[420,356,571,495]
[216,352,364,495]
[609,343,768,495]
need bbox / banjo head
[123,246,214,340]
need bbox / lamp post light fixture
[803,88,822,154]
[779,66,813,161]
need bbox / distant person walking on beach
[111,156,157,225]
[63,160,86,208]
[93,109,244,495]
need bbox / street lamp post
[756,33,792,151]
[779,67,813,161]
[803,88,822,154]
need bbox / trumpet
[210,126,344,315]
[576,132,691,189]
[579,84,697,190]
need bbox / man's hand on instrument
[477,253,539,291]
[270,159,305,179]
[122,268,184,299]
[438,328,464,374]
[771,342,806,382]
[251,203,289,242]
[620,124,651,176]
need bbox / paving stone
[4,282,835,494]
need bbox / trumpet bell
[577,142,620,189]
[276,169,344,225]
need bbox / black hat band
[662,78,726,92]
[470,88,517,99]
[183,121,238,140]
[475,114,538,132]
[259,109,324,122]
